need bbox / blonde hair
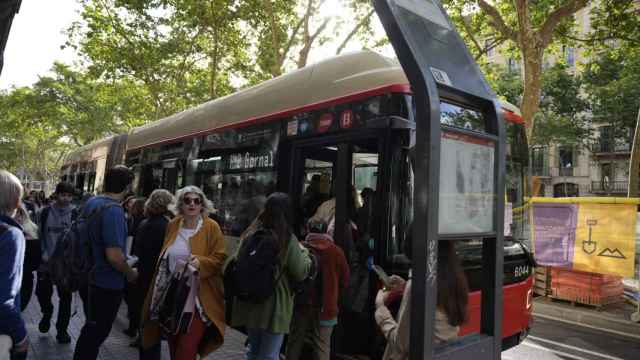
[0,170,23,217]
[144,189,175,217]
[175,185,214,216]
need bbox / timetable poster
[439,131,495,234]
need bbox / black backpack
[49,202,120,293]
[225,229,282,304]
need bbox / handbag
[157,261,194,335]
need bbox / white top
[166,217,202,273]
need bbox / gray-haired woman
[141,186,227,360]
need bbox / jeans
[36,270,72,332]
[246,328,285,360]
[73,285,123,360]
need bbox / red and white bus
[61,50,533,357]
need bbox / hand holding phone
[372,265,392,289]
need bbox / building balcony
[559,167,574,177]
[591,180,628,194]
[591,141,631,155]
[532,166,550,177]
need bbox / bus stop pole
[373,2,443,359]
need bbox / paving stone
[21,282,247,359]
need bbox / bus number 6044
[515,265,529,278]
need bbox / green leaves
[0,63,152,178]
[584,45,640,140]
[446,1,639,146]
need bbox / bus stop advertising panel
[373,1,506,359]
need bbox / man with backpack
[35,181,76,344]
[286,219,350,360]
[73,166,138,360]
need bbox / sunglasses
[183,197,202,206]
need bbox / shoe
[56,331,71,344]
[38,315,51,333]
[123,327,137,338]
[129,335,140,348]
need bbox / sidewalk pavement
[22,290,247,359]
[532,296,640,339]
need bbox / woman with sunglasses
[141,186,226,360]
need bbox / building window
[485,39,495,57]
[554,183,579,197]
[599,126,613,152]
[563,46,575,67]
[601,163,613,189]
[531,147,548,176]
[558,146,575,176]
[508,58,518,72]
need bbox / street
[504,316,640,360]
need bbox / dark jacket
[133,215,170,298]
[0,215,27,345]
[305,232,350,322]
[128,214,145,255]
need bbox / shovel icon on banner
[582,219,598,255]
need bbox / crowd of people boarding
[0,166,469,360]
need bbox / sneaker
[129,335,140,348]
[56,331,71,344]
[38,315,51,333]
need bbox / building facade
[488,4,635,198]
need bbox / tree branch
[558,28,640,46]
[539,0,589,47]
[309,17,330,45]
[457,8,484,55]
[282,17,305,66]
[476,0,518,41]
[474,37,506,60]
[336,9,375,55]
[263,0,282,76]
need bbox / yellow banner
[572,203,637,277]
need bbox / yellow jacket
[141,215,227,356]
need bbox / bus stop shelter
[374,1,507,359]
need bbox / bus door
[287,131,390,357]
[290,134,384,252]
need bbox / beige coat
[374,280,459,360]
